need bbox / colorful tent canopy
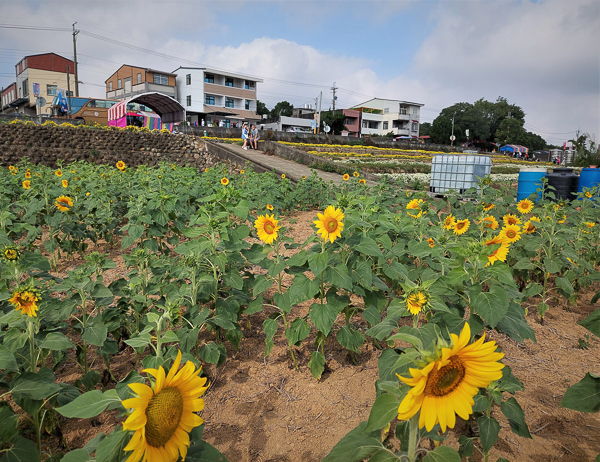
[107,92,185,124]
[500,144,529,154]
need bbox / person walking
[241,122,250,150]
[250,124,260,149]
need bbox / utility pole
[451,111,456,146]
[72,22,79,97]
[318,91,322,134]
[66,66,72,117]
[330,82,337,111]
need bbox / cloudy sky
[1,0,598,145]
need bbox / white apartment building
[173,67,263,127]
[351,98,424,138]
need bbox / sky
[0,0,598,146]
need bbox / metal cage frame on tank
[430,154,492,195]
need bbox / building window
[205,95,215,105]
[245,100,250,110]
[153,74,169,85]
[412,107,418,114]
[411,122,418,131]
[22,79,28,96]
[186,74,191,85]
[109,82,113,91]
[118,79,122,89]
[137,73,142,84]
[225,98,234,108]
[204,74,214,83]
[225,78,234,87]
[362,120,368,128]
[384,107,389,114]
[400,106,407,115]
[186,95,191,106]
[47,84,57,96]
[345,119,354,126]
[245,80,255,90]
[383,121,388,130]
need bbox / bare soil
[32,210,600,461]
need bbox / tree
[256,100,269,116]
[523,131,547,152]
[269,101,294,118]
[494,118,527,146]
[429,115,455,144]
[419,122,431,137]
[320,111,347,135]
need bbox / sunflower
[343,174,350,181]
[22,180,31,190]
[62,179,69,188]
[8,165,15,171]
[240,170,245,174]
[55,169,63,177]
[353,171,360,177]
[302,176,306,180]
[499,224,521,243]
[9,290,40,317]
[585,191,593,199]
[558,215,566,224]
[397,323,504,432]
[266,204,274,211]
[522,220,537,234]
[586,222,596,228]
[116,161,126,171]
[485,234,507,247]
[483,203,495,212]
[314,205,345,243]
[407,199,423,210]
[482,216,499,230]
[254,214,281,244]
[121,351,208,462]
[453,219,470,235]
[516,198,534,214]
[24,171,31,179]
[486,243,510,267]
[502,214,521,227]
[220,177,229,186]
[406,291,428,315]
[2,246,21,262]
[281,174,286,179]
[359,179,366,185]
[55,195,74,212]
[427,238,435,248]
[443,215,456,231]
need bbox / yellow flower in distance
[516,198,534,214]
[397,323,504,432]
[121,351,208,462]
[443,215,456,231]
[585,222,596,228]
[9,290,40,317]
[585,191,593,199]
[240,169,245,174]
[502,214,521,227]
[486,243,510,266]
[482,216,499,230]
[406,291,428,315]
[254,214,281,244]
[483,203,495,212]
[359,179,366,185]
[453,219,470,235]
[427,238,435,248]
[22,180,31,189]
[55,169,63,177]
[281,174,286,179]
[62,179,69,188]
[116,160,126,171]
[499,224,521,243]
[220,177,229,186]
[558,214,566,224]
[343,174,350,181]
[353,171,360,177]
[314,205,345,243]
[55,195,74,212]
[406,199,423,210]
[485,234,507,247]
[8,165,15,171]
[522,220,537,234]
[24,171,31,179]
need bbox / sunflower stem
[28,320,36,373]
[407,414,419,462]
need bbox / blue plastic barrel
[517,168,547,202]
[578,168,600,198]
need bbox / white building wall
[175,69,205,113]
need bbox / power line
[0,24,70,32]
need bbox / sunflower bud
[1,245,22,262]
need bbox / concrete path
[205,140,378,186]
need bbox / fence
[0,113,82,126]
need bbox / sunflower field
[1,158,599,462]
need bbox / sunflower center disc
[265,223,274,234]
[145,386,184,448]
[507,231,516,239]
[327,219,337,231]
[425,356,466,397]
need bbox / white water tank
[430,155,492,194]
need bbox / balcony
[204,83,256,100]
[394,113,411,121]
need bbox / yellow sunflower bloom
[443,215,456,231]
[483,203,495,212]
[55,169,63,177]
[55,195,74,212]
[397,323,504,432]
[406,199,423,210]
[266,204,274,211]
[502,214,521,227]
[314,205,345,243]
[9,291,40,317]
[427,238,435,248]
[499,224,521,243]
[62,179,69,188]
[24,171,31,179]
[121,351,208,462]
[586,222,596,228]
[516,198,534,214]
[22,180,31,189]
[485,234,507,247]
[585,191,593,199]
[281,174,286,179]
[2,247,21,262]
[116,161,126,171]
[240,170,245,174]
[220,177,229,186]
[482,216,499,230]
[302,175,306,180]
[353,171,360,177]
[254,214,281,245]
[453,219,470,235]
[343,174,350,181]
[359,179,366,185]
[558,215,566,224]
[522,221,537,234]
[406,291,428,315]
[9,165,15,171]
[486,243,510,266]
